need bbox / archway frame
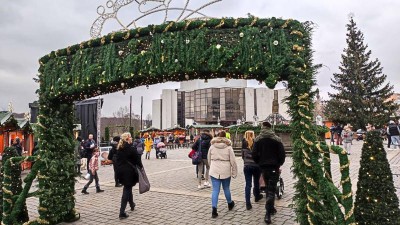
[9,17,355,225]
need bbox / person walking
[341,124,354,155]
[252,121,285,224]
[242,130,263,210]
[144,135,153,159]
[108,136,122,187]
[336,124,343,145]
[81,146,104,194]
[115,132,143,219]
[12,137,23,156]
[84,134,96,172]
[329,124,336,145]
[192,129,213,189]
[208,131,237,218]
[387,120,400,150]
[133,136,144,156]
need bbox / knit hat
[113,136,121,142]
[389,120,395,124]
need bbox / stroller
[276,169,284,199]
[259,169,284,199]
[156,142,167,159]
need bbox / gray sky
[1,0,399,117]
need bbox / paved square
[25,140,400,224]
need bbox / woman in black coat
[116,132,143,219]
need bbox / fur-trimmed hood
[211,137,231,148]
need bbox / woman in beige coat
[207,131,238,218]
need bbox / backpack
[191,138,202,165]
[136,142,144,155]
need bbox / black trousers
[120,185,134,215]
[112,164,119,185]
[262,168,279,212]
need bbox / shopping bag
[138,167,150,194]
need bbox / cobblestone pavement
[25,140,400,224]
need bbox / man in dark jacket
[12,137,23,156]
[252,121,285,224]
[192,129,213,189]
[84,134,96,172]
[108,136,122,187]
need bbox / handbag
[138,167,150,194]
[191,138,202,165]
[188,149,196,158]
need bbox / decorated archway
[2,17,354,225]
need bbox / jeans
[262,168,279,212]
[391,136,400,149]
[198,159,210,184]
[84,170,99,189]
[210,176,232,208]
[120,185,134,215]
[243,165,261,204]
[387,135,392,148]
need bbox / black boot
[228,201,235,210]
[255,194,263,202]
[264,211,271,224]
[211,207,218,218]
[119,212,129,219]
[130,202,136,211]
[96,187,104,193]
[81,187,89,194]
[246,203,252,210]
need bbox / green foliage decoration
[104,126,110,142]
[1,147,29,224]
[354,131,400,224]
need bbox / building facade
[152,79,290,129]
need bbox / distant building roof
[188,124,223,129]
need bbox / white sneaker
[204,181,211,187]
[198,184,203,189]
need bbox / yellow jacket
[144,138,153,152]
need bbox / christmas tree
[324,17,397,129]
[354,131,400,224]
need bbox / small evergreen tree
[355,131,400,224]
[104,126,110,143]
[0,146,29,223]
[325,17,397,129]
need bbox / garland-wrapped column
[34,98,78,224]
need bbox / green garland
[37,17,305,100]
[229,124,328,135]
[32,16,355,224]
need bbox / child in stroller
[156,142,167,159]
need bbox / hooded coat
[207,137,238,180]
[192,133,213,159]
[252,128,285,170]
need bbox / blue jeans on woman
[244,165,261,204]
[211,176,232,208]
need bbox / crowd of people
[72,121,285,223]
[329,120,400,152]
[189,121,285,224]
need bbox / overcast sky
[1,0,399,117]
